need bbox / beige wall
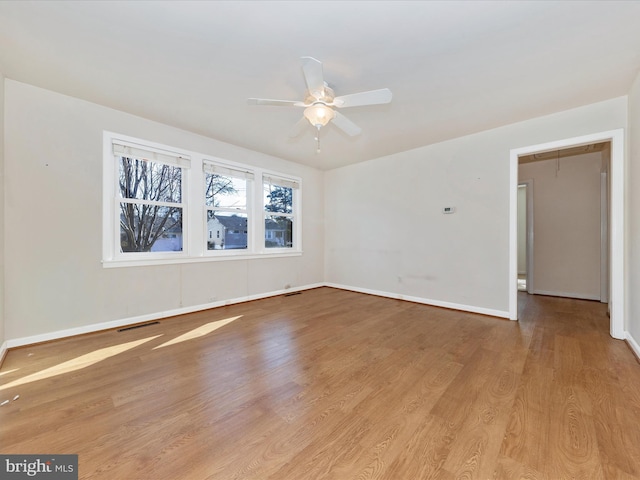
[519,152,603,299]
[4,80,325,342]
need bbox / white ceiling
[1,1,640,170]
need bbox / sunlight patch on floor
[152,316,242,349]
[0,335,162,391]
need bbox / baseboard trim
[325,283,510,319]
[532,289,600,301]
[11,282,593,352]
[626,332,640,363]
[5,283,324,350]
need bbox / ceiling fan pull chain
[315,125,322,154]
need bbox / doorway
[517,144,608,301]
[509,129,624,339]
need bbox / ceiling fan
[248,57,392,150]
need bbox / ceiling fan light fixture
[248,57,392,144]
[304,103,335,128]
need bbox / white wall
[2,78,635,348]
[325,97,627,317]
[519,152,602,300]
[628,69,640,350]
[4,80,324,343]
[0,72,5,357]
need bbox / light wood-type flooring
[1,287,639,479]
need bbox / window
[264,175,299,249]
[104,133,301,266]
[204,162,252,251]
[112,142,189,256]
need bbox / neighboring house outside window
[206,217,226,249]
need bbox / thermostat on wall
[442,206,456,214]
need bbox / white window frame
[103,132,302,268]
[104,134,190,263]
[262,173,301,252]
[203,160,253,257]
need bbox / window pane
[120,204,183,252]
[207,211,248,250]
[265,216,293,249]
[205,174,247,209]
[119,157,182,203]
[264,183,292,214]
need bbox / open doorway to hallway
[517,143,610,302]
[509,129,624,339]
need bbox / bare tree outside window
[205,173,239,217]
[119,157,183,252]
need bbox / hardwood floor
[1,287,639,479]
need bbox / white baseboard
[532,289,600,301]
[5,283,324,350]
[325,283,510,319]
[627,331,640,361]
[15,282,614,352]
[3,283,630,361]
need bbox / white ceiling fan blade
[301,56,325,100]
[332,88,393,108]
[332,111,362,136]
[247,98,305,107]
[288,117,309,138]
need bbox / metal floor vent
[118,321,159,332]
[283,291,302,297]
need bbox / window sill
[102,250,302,268]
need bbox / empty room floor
[1,287,639,479]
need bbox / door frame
[509,129,624,339]
[600,169,609,304]
[518,180,534,294]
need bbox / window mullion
[187,156,202,257]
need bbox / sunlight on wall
[0,335,162,391]
[152,316,242,349]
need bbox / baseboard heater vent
[283,292,302,297]
[118,321,159,332]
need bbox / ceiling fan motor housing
[306,84,334,105]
